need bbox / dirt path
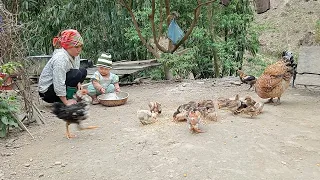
[1,78,320,180]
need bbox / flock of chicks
[52,51,297,138]
[137,94,264,134]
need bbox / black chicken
[52,102,97,139]
[237,70,257,90]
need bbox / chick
[216,97,230,109]
[137,110,157,125]
[187,109,204,133]
[173,101,197,119]
[253,102,264,115]
[148,101,162,114]
[205,107,218,122]
[244,96,257,107]
[173,111,188,122]
[198,99,215,109]
[238,97,264,117]
[238,103,264,117]
[75,89,92,103]
[220,94,243,115]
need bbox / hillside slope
[255,0,320,55]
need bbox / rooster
[237,70,257,90]
[255,51,295,105]
[52,90,97,139]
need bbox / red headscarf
[52,29,83,49]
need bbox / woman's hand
[66,99,77,106]
[77,83,83,90]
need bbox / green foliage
[158,48,198,78]
[211,0,259,76]
[0,95,19,138]
[182,0,259,78]
[15,0,260,80]
[0,62,22,75]
[242,54,276,77]
[0,62,22,86]
[18,0,147,61]
[137,67,165,81]
[0,61,21,137]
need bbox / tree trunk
[207,3,220,78]
[164,2,174,80]
[212,47,220,77]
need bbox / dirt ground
[1,0,320,179]
[1,78,320,180]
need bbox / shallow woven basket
[98,91,129,107]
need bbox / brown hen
[255,55,294,105]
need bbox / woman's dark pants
[39,68,87,103]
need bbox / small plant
[0,61,22,86]
[0,94,19,137]
[0,61,22,74]
[0,61,22,137]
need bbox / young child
[87,53,120,104]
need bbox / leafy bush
[158,48,198,79]
[0,62,22,137]
[0,62,22,75]
[0,94,19,137]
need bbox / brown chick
[205,107,218,122]
[173,101,198,118]
[244,96,257,107]
[173,111,188,122]
[216,97,230,109]
[220,94,243,115]
[237,70,257,90]
[148,101,162,114]
[198,100,215,109]
[187,109,204,133]
[238,102,264,117]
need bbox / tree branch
[149,0,168,53]
[119,0,159,58]
[171,0,217,53]
[165,0,170,25]
[157,0,163,41]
